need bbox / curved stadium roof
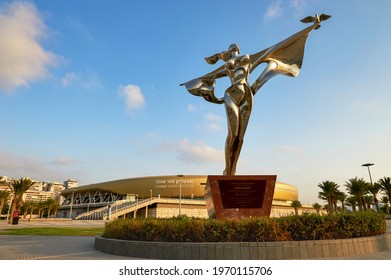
[61,175,298,201]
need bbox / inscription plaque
[219,180,266,209]
[205,175,276,219]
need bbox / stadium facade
[59,175,315,219]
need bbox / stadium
[59,175,314,219]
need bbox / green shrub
[102,211,386,242]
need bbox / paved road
[0,219,390,260]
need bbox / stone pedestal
[204,175,276,219]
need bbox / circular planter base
[95,233,391,260]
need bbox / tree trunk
[0,200,4,216]
[373,196,380,213]
[23,209,28,219]
[333,200,338,213]
[357,198,363,212]
[8,198,16,224]
[29,207,34,220]
[328,199,334,213]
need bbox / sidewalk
[0,219,390,260]
[0,219,137,260]
[0,219,107,230]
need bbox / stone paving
[0,219,137,260]
[0,219,390,260]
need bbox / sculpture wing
[319,14,332,21]
[300,16,315,23]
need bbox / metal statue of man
[181,14,331,175]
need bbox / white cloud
[264,1,284,20]
[50,157,80,166]
[61,72,79,87]
[119,84,145,112]
[83,73,101,90]
[147,131,158,139]
[204,113,223,131]
[208,123,222,131]
[273,145,304,155]
[289,0,308,17]
[61,71,101,90]
[0,152,81,182]
[264,0,310,21]
[67,16,94,42]
[177,139,223,163]
[187,104,197,112]
[205,113,223,122]
[0,2,59,93]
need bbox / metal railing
[75,199,149,220]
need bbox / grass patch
[0,227,104,236]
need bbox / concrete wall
[95,233,391,260]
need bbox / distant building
[64,179,78,189]
[0,176,70,205]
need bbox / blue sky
[1,0,390,203]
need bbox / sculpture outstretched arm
[180,62,226,104]
[180,77,224,104]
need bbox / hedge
[102,211,386,242]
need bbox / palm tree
[21,200,37,219]
[380,196,390,216]
[51,200,60,218]
[0,190,11,216]
[364,195,374,211]
[345,177,369,211]
[44,198,60,218]
[8,178,34,223]
[317,181,340,213]
[312,202,322,214]
[368,182,381,213]
[336,191,347,212]
[28,201,38,220]
[378,177,391,205]
[291,200,302,216]
[36,201,46,218]
[346,196,358,212]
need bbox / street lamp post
[362,163,374,185]
[177,175,184,215]
[179,183,182,215]
[362,163,377,212]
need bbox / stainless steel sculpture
[181,14,331,176]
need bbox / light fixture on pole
[177,175,184,215]
[361,163,374,185]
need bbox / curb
[95,233,391,260]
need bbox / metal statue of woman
[181,14,330,176]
